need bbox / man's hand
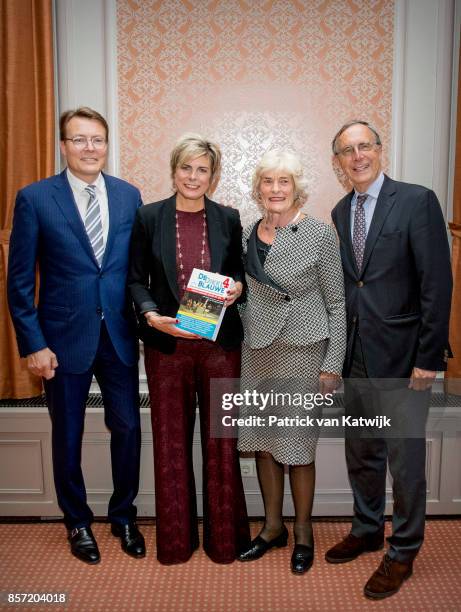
[27,348,58,380]
[144,311,201,339]
[408,367,436,391]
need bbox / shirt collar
[66,168,105,193]
[353,171,385,201]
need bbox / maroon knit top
[175,209,211,301]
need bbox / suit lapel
[361,176,396,274]
[162,196,224,302]
[336,191,359,276]
[205,196,222,273]
[245,221,285,291]
[52,170,97,264]
[161,195,180,302]
[102,174,122,268]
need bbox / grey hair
[251,149,308,209]
[331,120,382,154]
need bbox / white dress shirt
[66,169,109,247]
[350,172,385,238]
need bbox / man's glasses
[64,136,107,150]
[337,142,379,157]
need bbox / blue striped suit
[8,169,142,529]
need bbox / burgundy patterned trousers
[145,339,250,564]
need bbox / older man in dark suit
[8,107,145,564]
[325,120,452,599]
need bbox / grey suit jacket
[240,216,347,375]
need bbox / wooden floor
[1,519,460,612]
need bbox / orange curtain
[447,222,461,394]
[0,0,55,398]
[445,38,461,395]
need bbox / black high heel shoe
[291,543,314,574]
[238,526,289,562]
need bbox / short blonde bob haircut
[251,149,308,209]
[170,133,222,195]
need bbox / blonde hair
[252,150,308,209]
[170,133,222,194]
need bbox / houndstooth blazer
[239,216,347,375]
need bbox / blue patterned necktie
[84,185,104,266]
[352,193,368,270]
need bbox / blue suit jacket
[7,169,142,373]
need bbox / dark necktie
[84,185,104,266]
[352,193,368,270]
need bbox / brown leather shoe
[325,530,384,563]
[364,554,413,599]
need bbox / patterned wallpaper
[117,0,393,225]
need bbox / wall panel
[117,0,394,224]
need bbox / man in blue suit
[8,107,145,564]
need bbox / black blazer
[331,175,452,378]
[128,194,244,353]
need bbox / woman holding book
[128,134,250,565]
[237,150,346,574]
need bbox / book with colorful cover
[175,268,234,341]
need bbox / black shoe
[291,543,314,574]
[111,522,146,558]
[238,526,288,562]
[68,526,100,564]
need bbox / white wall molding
[392,0,455,219]
[54,0,118,173]
[103,0,119,176]
[1,408,459,517]
[391,0,407,179]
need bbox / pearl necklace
[175,208,207,290]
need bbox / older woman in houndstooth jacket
[237,150,346,574]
